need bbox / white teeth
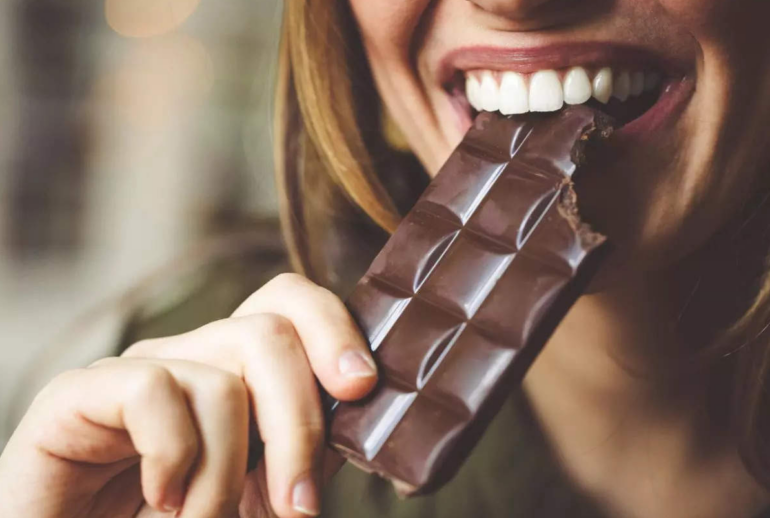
[613,71,631,102]
[466,75,483,111]
[563,67,592,105]
[465,66,663,114]
[529,70,563,112]
[630,71,645,97]
[499,71,529,115]
[592,67,613,104]
[478,71,500,112]
[644,72,661,92]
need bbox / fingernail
[161,506,181,516]
[161,494,183,514]
[338,350,377,379]
[162,488,184,516]
[292,476,320,516]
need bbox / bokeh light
[97,35,214,130]
[105,0,201,38]
[1,0,283,449]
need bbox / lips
[439,43,695,137]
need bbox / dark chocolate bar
[329,106,612,496]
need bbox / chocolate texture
[329,106,612,496]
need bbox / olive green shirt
[117,247,769,518]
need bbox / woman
[1,0,770,517]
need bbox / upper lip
[437,42,685,88]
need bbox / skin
[1,1,770,518]
[0,274,378,518]
[346,0,770,517]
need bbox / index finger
[233,273,378,401]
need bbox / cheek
[657,0,721,21]
[657,0,769,36]
[347,0,431,52]
[347,0,450,171]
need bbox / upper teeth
[465,66,661,115]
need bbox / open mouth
[440,46,695,136]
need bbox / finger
[132,359,250,518]
[239,449,344,518]
[239,463,272,518]
[237,317,326,518]
[232,273,378,401]
[127,317,329,518]
[29,361,200,514]
[89,463,145,518]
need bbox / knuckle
[272,272,343,309]
[314,284,344,307]
[206,371,248,405]
[207,314,300,359]
[265,418,325,447]
[129,365,176,401]
[250,313,297,342]
[269,272,311,291]
[161,434,199,467]
[296,418,325,444]
[142,489,165,510]
[141,425,199,471]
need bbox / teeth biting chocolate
[329,106,613,496]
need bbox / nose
[467,0,569,20]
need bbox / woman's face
[347,0,770,271]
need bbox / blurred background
[0,0,283,446]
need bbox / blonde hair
[274,0,770,487]
[274,0,399,278]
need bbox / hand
[0,274,378,518]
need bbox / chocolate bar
[329,106,612,495]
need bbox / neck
[523,274,770,518]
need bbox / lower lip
[447,76,695,142]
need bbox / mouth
[440,44,695,137]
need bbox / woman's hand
[0,274,378,518]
